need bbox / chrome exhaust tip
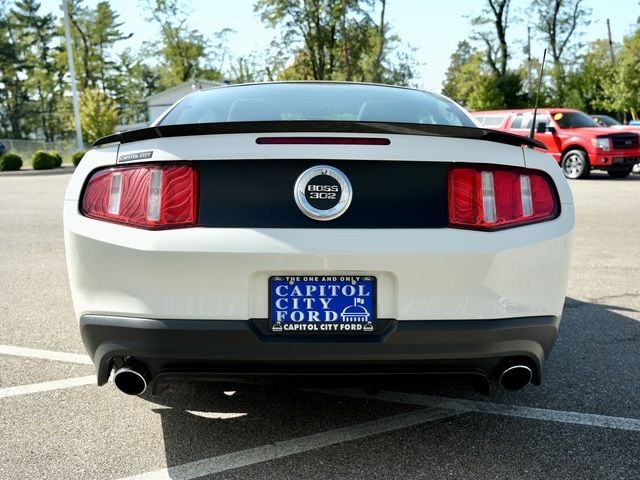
[498,364,533,391]
[114,358,150,395]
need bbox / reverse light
[448,165,558,230]
[81,164,198,229]
[591,137,611,151]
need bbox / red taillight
[448,165,558,230]
[81,164,198,229]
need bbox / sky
[41,0,640,93]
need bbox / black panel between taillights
[196,159,449,228]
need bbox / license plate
[269,275,376,334]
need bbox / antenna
[528,48,547,146]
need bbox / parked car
[64,82,574,397]
[590,114,640,175]
[473,108,640,178]
[591,114,640,130]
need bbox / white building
[117,79,226,132]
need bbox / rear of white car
[64,83,573,395]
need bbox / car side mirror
[536,122,547,134]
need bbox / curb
[0,165,76,177]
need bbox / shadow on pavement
[141,296,639,478]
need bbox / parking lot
[1,171,639,479]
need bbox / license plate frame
[269,275,377,334]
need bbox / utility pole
[606,18,616,65]
[527,26,533,101]
[62,0,84,151]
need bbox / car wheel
[561,150,590,179]
[632,163,640,175]
[607,168,633,178]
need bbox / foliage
[563,40,614,112]
[254,0,418,85]
[49,151,63,168]
[0,152,23,171]
[143,0,225,89]
[442,40,525,110]
[2,0,640,140]
[31,150,56,170]
[72,151,86,167]
[80,88,118,143]
[600,28,640,120]
[532,0,591,105]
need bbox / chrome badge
[294,165,353,221]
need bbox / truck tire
[607,168,632,178]
[561,150,590,179]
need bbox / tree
[255,0,417,85]
[12,0,62,141]
[533,0,591,105]
[65,0,133,93]
[144,0,223,88]
[112,49,159,125]
[0,1,28,138]
[471,0,511,77]
[563,39,615,112]
[442,41,483,105]
[601,27,640,120]
[79,88,117,142]
[466,0,524,108]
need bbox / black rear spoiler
[93,121,546,150]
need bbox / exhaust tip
[114,358,150,395]
[498,365,533,391]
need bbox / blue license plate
[269,276,376,334]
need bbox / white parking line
[324,390,640,433]
[118,407,462,480]
[0,375,96,399]
[0,345,92,365]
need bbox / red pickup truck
[472,108,640,178]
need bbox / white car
[64,82,574,396]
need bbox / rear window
[510,114,550,130]
[480,116,505,127]
[159,83,476,128]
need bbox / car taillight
[81,164,198,229]
[448,165,558,230]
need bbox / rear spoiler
[94,121,547,150]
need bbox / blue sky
[41,0,640,92]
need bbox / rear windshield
[158,83,476,128]
[552,111,598,128]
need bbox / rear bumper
[80,314,560,392]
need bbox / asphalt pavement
[0,171,638,479]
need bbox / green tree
[255,0,417,85]
[0,1,28,138]
[442,41,483,105]
[144,0,223,88]
[12,0,62,141]
[563,39,615,113]
[80,88,117,142]
[466,0,525,108]
[601,26,640,120]
[112,49,159,125]
[65,0,132,93]
[442,40,525,110]
[533,0,591,105]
